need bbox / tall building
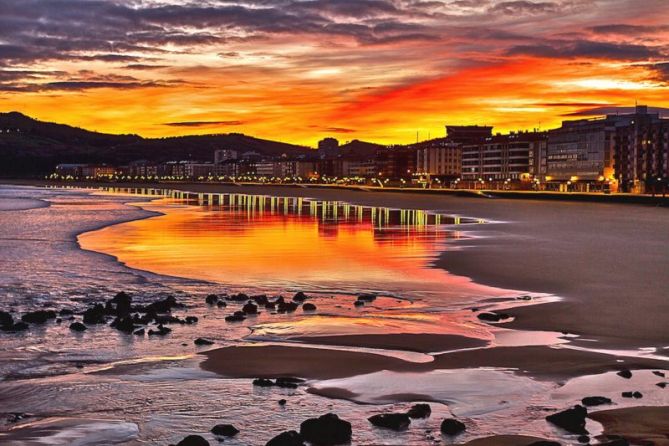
[461,131,547,182]
[445,125,493,144]
[614,106,669,193]
[416,140,461,178]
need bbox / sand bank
[201,344,667,381]
[290,333,489,353]
[589,406,669,446]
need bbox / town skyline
[1,1,669,145]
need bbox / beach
[1,182,668,445]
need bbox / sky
[1,0,668,146]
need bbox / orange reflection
[79,190,504,303]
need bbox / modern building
[614,106,669,193]
[416,139,461,178]
[461,131,547,185]
[445,125,493,144]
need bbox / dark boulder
[357,294,376,302]
[194,338,214,346]
[146,296,181,313]
[353,300,365,307]
[476,312,510,322]
[302,303,317,311]
[242,302,258,314]
[225,313,246,322]
[275,377,302,388]
[147,324,171,336]
[205,294,219,305]
[299,413,352,446]
[652,371,665,377]
[133,328,145,336]
[111,316,136,333]
[278,399,287,406]
[581,396,612,407]
[21,310,57,324]
[59,309,74,316]
[2,321,28,331]
[185,316,198,324]
[176,435,209,446]
[440,418,466,435]
[577,435,590,443]
[83,304,107,324]
[69,322,87,332]
[211,424,239,437]
[216,301,227,308]
[407,403,431,419]
[616,369,632,379]
[266,430,305,446]
[0,311,13,327]
[253,295,269,305]
[253,378,275,387]
[545,405,588,434]
[293,292,308,302]
[368,413,411,431]
[621,391,642,398]
[110,292,132,315]
[657,382,667,388]
[228,293,249,302]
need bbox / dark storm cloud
[163,120,244,127]
[507,40,664,60]
[590,24,669,36]
[649,62,669,83]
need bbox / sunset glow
[1,0,668,145]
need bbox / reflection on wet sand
[81,188,498,304]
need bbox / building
[214,149,238,164]
[81,165,117,178]
[614,106,669,193]
[128,160,159,178]
[445,125,493,144]
[416,140,461,178]
[461,131,547,186]
[55,163,87,177]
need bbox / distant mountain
[0,112,312,176]
[337,139,385,159]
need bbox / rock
[211,424,239,437]
[83,304,107,324]
[111,316,136,333]
[476,312,510,322]
[21,310,57,324]
[133,328,145,336]
[353,300,364,307]
[275,377,301,389]
[368,413,411,431]
[616,369,632,379]
[577,435,590,443]
[293,292,308,302]
[528,442,561,446]
[242,302,258,314]
[2,321,28,331]
[302,303,317,311]
[216,301,227,308]
[253,378,275,387]
[652,371,665,377]
[407,403,431,419]
[545,405,588,434]
[110,292,132,315]
[176,435,209,446]
[278,399,287,406]
[194,338,214,346]
[265,302,276,309]
[621,391,642,398]
[266,430,305,446]
[299,413,352,446]
[277,301,298,313]
[225,313,245,322]
[59,309,74,316]
[69,322,87,332]
[440,418,466,435]
[146,295,181,313]
[228,293,249,302]
[185,316,198,324]
[656,382,667,388]
[0,311,14,327]
[581,396,612,407]
[205,294,219,305]
[357,293,376,302]
[147,324,171,336]
[56,318,62,324]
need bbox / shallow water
[2,185,664,445]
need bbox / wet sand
[589,406,669,446]
[201,344,667,381]
[460,435,556,446]
[290,333,489,353]
[11,181,669,352]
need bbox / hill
[0,112,312,176]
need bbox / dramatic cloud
[1,0,668,143]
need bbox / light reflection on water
[81,188,498,304]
